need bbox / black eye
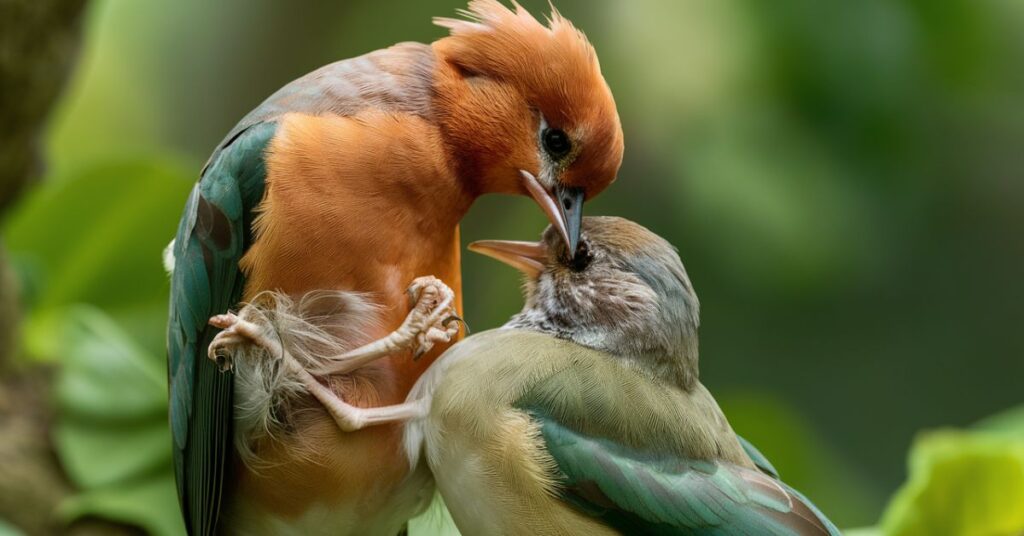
[542,128,572,159]
[566,240,592,272]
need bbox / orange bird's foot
[207,311,284,372]
[282,277,462,378]
[404,275,462,359]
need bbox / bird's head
[432,0,624,253]
[470,216,700,388]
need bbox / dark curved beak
[468,239,548,278]
[519,170,584,253]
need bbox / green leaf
[974,405,1024,441]
[841,528,881,536]
[55,418,172,490]
[0,519,25,536]
[58,470,185,536]
[408,495,462,536]
[2,156,195,360]
[880,430,1024,536]
[52,305,165,422]
[51,305,179,534]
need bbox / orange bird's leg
[297,376,430,432]
[206,276,459,431]
[208,316,430,431]
[315,275,461,374]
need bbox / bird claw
[212,349,234,372]
[442,314,469,334]
[207,313,241,372]
[206,311,264,372]
[404,276,461,359]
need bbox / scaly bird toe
[207,312,245,371]
[208,312,240,330]
[404,275,460,359]
[205,309,281,371]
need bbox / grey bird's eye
[567,240,592,272]
[542,128,572,159]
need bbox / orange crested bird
[164,1,623,534]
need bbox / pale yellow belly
[426,409,617,536]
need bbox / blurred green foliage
[848,406,1024,536]
[6,158,192,359]
[3,159,191,533]
[0,520,24,536]
[882,430,1024,535]
[52,306,181,536]
[2,0,1023,533]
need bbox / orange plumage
[168,1,623,533]
[230,111,465,529]
[434,2,623,193]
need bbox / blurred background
[1,0,1022,534]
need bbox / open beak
[519,170,584,254]
[468,239,548,278]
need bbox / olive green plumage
[421,217,840,535]
[425,329,837,535]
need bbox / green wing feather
[533,413,841,536]
[167,122,276,535]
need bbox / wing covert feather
[534,414,841,536]
[167,122,276,535]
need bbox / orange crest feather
[433,0,601,123]
[432,0,623,196]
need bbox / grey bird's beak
[519,170,584,253]
[468,239,548,278]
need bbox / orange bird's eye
[542,128,572,159]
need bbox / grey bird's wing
[533,412,842,536]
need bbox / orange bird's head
[432,0,624,253]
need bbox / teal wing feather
[167,122,276,535]
[534,413,841,536]
[734,436,842,536]
[736,434,780,479]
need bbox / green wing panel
[533,413,841,536]
[167,122,276,535]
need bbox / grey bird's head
[470,216,700,389]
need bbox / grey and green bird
[404,216,841,535]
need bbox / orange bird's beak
[468,239,548,279]
[518,170,584,254]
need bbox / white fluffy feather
[226,290,384,467]
[162,239,175,274]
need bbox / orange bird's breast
[231,110,471,522]
[242,110,470,381]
